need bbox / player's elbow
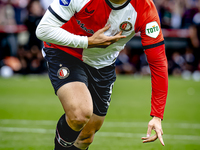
[35,26,42,40]
[35,24,45,41]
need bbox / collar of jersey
[105,0,131,10]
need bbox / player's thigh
[57,82,93,126]
[43,48,93,123]
[75,114,105,147]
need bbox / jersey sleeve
[134,0,168,119]
[36,0,89,48]
[50,0,90,21]
[134,0,164,47]
[144,44,168,120]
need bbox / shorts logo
[145,21,160,38]
[57,67,70,79]
[59,0,71,6]
[120,21,132,31]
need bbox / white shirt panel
[83,4,137,68]
[36,10,88,48]
[50,0,90,21]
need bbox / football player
[36,0,168,149]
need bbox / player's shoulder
[130,0,156,12]
[51,0,90,11]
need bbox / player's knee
[68,110,92,130]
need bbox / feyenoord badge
[120,21,132,31]
[57,67,70,79]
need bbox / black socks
[54,114,81,150]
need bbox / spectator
[17,0,46,74]
[40,0,54,10]
[0,1,18,62]
[187,0,200,70]
[182,0,199,28]
[170,0,184,29]
[115,46,136,74]
[159,0,173,28]
[11,0,30,24]
[168,52,185,76]
[24,0,43,50]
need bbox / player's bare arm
[88,25,126,48]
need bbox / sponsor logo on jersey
[85,8,94,14]
[76,20,94,34]
[57,67,70,79]
[145,21,160,38]
[120,21,132,31]
[59,0,71,6]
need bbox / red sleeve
[133,0,168,119]
[134,0,164,46]
[144,44,168,120]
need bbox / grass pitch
[0,75,200,150]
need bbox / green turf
[0,75,200,150]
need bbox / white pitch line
[0,127,54,134]
[0,127,200,141]
[0,119,56,126]
[97,132,200,141]
[104,122,200,129]
[1,119,200,129]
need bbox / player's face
[109,0,129,4]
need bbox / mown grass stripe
[0,126,200,141]
[1,119,200,129]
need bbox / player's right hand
[88,24,126,48]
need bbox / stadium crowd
[0,0,200,80]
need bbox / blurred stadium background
[0,0,200,149]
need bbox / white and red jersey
[38,0,164,68]
[36,0,168,119]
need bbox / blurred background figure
[182,0,199,28]
[24,0,43,51]
[40,0,54,10]
[188,0,200,69]
[0,0,199,81]
[21,0,46,74]
[0,0,18,61]
[0,0,47,75]
[115,45,136,74]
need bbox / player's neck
[109,0,128,4]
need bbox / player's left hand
[88,24,126,48]
[141,116,165,146]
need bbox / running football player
[36,0,168,149]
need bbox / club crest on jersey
[120,21,132,31]
[57,67,70,79]
[59,0,71,6]
[145,21,160,38]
